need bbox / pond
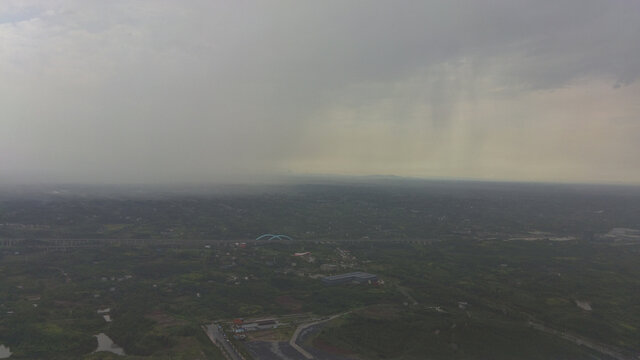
[94,333,125,356]
[0,345,11,359]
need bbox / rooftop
[323,272,377,281]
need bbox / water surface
[0,345,11,359]
[94,333,125,355]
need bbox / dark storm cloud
[1,1,639,184]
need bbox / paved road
[204,324,245,360]
[289,313,348,359]
[245,341,306,360]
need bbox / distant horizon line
[1,172,640,189]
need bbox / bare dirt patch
[276,295,303,312]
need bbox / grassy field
[0,238,638,359]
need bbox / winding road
[289,313,348,359]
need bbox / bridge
[255,234,293,241]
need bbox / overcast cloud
[1,0,639,184]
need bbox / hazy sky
[2,1,639,184]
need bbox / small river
[0,345,11,359]
[94,333,125,355]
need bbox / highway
[204,324,245,360]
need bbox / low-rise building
[239,318,279,331]
[322,271,377,285]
